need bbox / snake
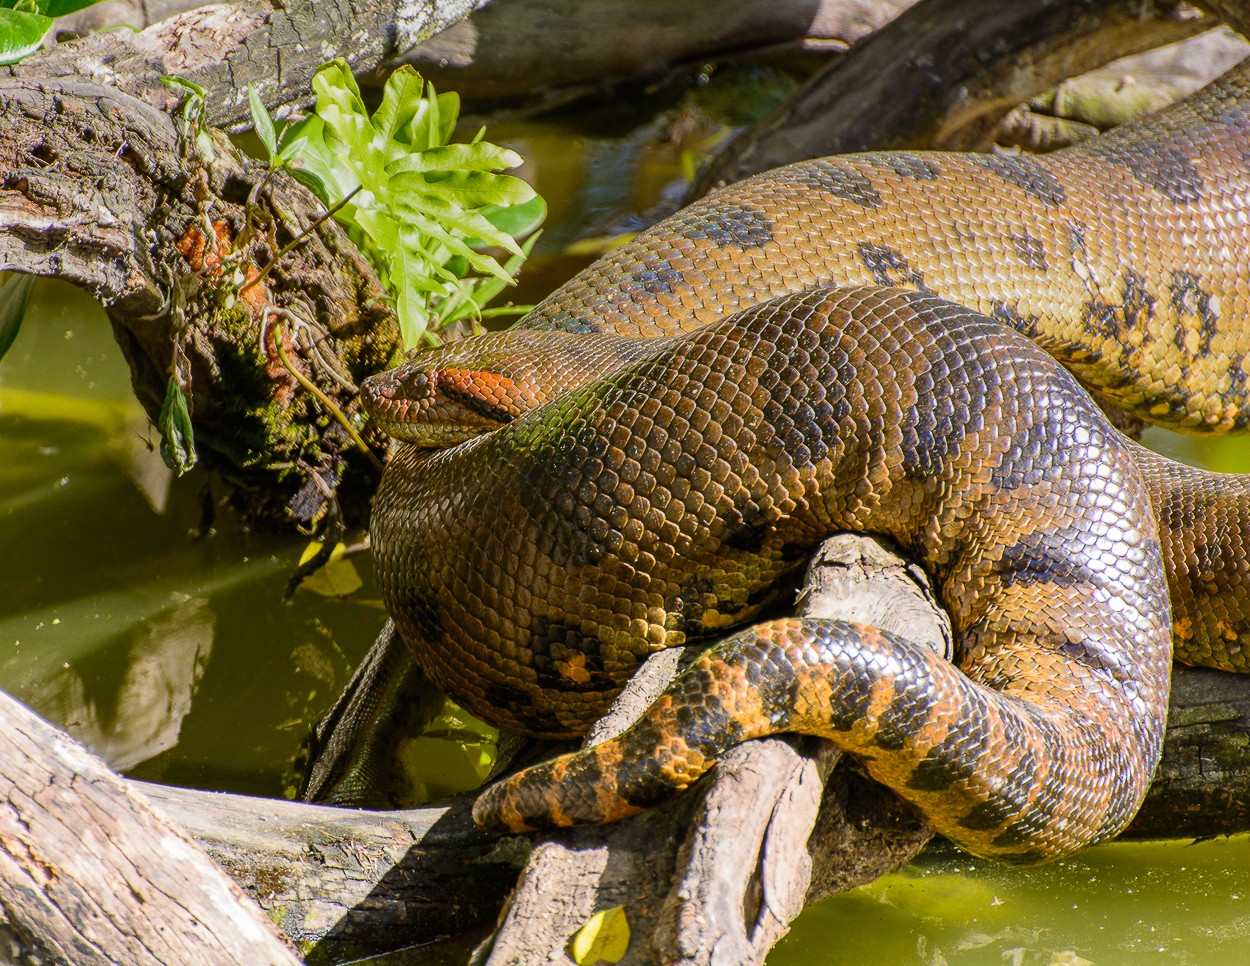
[363,58,1250,862]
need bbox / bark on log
[403,0,916,104]
[0,70,401,523]
[1128,665,1250,838]
[0,689,301,965]
[139,782,521,965]
[694,0,1212,194]
[9,0,484,129]
[3,4,502,523]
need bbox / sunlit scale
[519,62,1250,434]
[369,285,1175,862]
[360,62,1250,866]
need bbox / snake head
[360,329,658,447]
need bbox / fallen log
[694,0,1213,194]
[140,782,519,965]
[0,689,300,965]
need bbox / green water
[0,282,380,796]
[775,836,1250,965]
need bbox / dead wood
[0,688,300,965]
[403,0,916,105]
[138,782,520,965]
[694,0,1213,194]
[1128,664,1250,839]
[9,0,482,130]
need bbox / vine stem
[241,185,364,297]
[262,308,386,473]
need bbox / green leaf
[396,209,517,277]
[0,7,51,65]
[279,61,544,349]
[284,162,333,204]
[483,194,547,240]
[279,116,359,207]
[397,192,524,257]
[42,0,106,16]
[0,272,35,361]
[429,86,460,148]
[311,60,372,160]
[461,231,541,307]
[385,141,523,177]
[370,66,429,155]
[158,377,197,474]
[391,168,536,213]
[247,85,277,159]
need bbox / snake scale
[363,58,1250,862]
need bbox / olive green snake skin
[363,59,1250,862]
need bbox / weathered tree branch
[0,689,300,965]
[694,0,1213,194]
[310,533,1250,962]
[11,0,484,129]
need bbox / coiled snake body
[365,60,1250,862]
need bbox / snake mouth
[368,414,486,447]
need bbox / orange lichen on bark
[175,218,269,317]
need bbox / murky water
[775,835,1250,964]
[0,283,380,796]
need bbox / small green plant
[0,1,105,65]
[159,75,217,160]
[253,60,545,347]
[0,272,36,361]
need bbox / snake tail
[473,616,1151,864]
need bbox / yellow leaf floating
[569,905,630,965]
[298,541,363,597]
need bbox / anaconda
[363,59,1250,862]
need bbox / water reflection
[44,594,213,771]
